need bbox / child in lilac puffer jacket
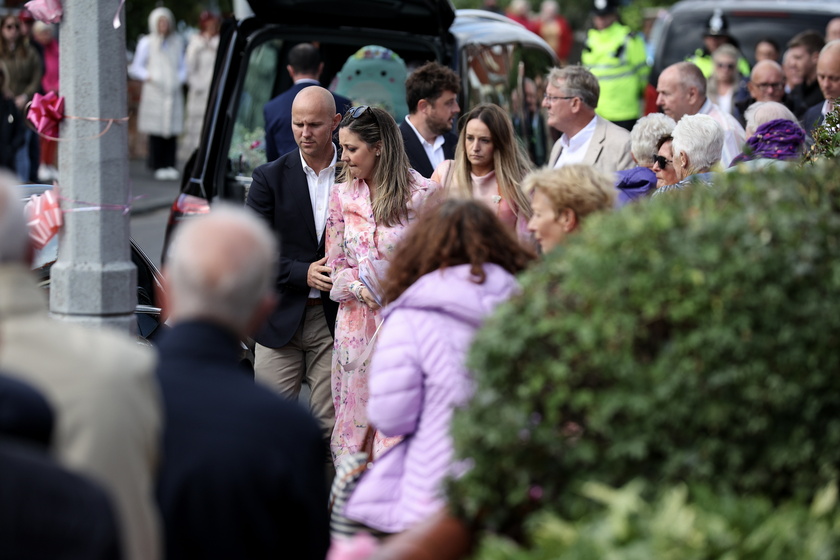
[341,199,534,535]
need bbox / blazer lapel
[583,117,606,167]
[286,155,319,244]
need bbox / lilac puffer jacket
[342,263,520,533]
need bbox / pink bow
[25,190,63,250]
[24,0,63,24]
[27,91,65,139]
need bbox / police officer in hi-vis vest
[581,0,648,131]
[687,9,750,79]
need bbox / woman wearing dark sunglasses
[652,135,679,189]
[327,105,442,466]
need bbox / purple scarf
[729,118,805,167]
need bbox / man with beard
[399,62,460,178]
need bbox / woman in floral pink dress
[327,106,441,465]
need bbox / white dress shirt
[404,115,446,170]
[300,146,338,298]
[554,115,598,168]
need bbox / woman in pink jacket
[341,199,534,535]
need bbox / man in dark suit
[247,86,340,458]
[156,205,329,560]
[802,39,840,135]
[263,43,351,161]
[0,437,122,560]
[399,61,460,178]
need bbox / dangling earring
[376,151,381,156]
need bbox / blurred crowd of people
[2,1,840,559]
[128,7,221,181]
[0,6,222,184]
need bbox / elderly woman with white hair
[728,101,805,171]
[615,113,677,206]
[652,114,723,197]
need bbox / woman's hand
[360,287,381,311]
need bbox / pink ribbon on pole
[24,0,63,24]
[25,190,63,250]
[27,91,65,140]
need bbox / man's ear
[679,149,689,170]
[331,112,341,131]
[688,86,700,104]
[417,98,430,114]
[286,64,295,79]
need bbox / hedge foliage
[472,481,840,560]
[447,164,840,538]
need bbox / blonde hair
[524,165,615,221]
[448,104,533,219]
[337,107,414,227]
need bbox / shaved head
[291,86,341,170]
[292,85,336,116]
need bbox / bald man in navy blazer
[247,86,340,452]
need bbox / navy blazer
[246,149,339,349]
[264,82,351,162]
[399,119,457,178]
[0,372,54,447]
[802,102,825,135]
[155,321,329,560]
[0,437,122,560]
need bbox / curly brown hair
[382,199,535,304]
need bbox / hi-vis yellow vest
[688,49,751,79]
[582,22,649,122]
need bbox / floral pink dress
[327,169,441,465]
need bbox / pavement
[128,158,182,216]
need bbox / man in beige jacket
[0,172,162,560]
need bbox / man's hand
[307,257,333,292]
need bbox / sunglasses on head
[348,106,370,119]
[653,154,672,169]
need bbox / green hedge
[472,481,840,560]
[448,164,840,538]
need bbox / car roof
[451,9,554,47]
[244,0,456,36]
[671,0,840,11]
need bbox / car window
[461,42,554,164]
[229,38,283,182]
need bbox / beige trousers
[254,305,335,440]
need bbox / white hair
[671,114,724,172]
[630,113,677,166]
[0,171,30,264]
[744,101,800,137]
[165,204,277,333]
